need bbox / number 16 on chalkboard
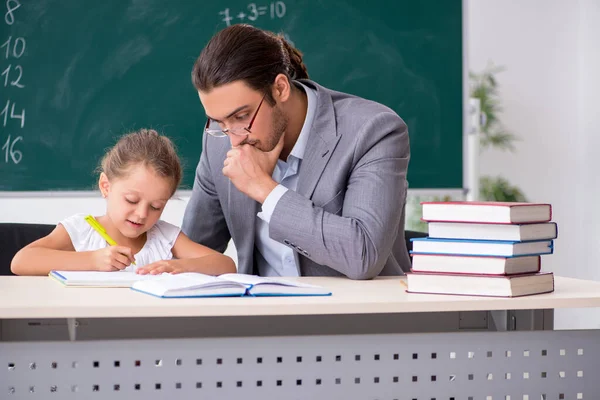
[0,99,24,128]
[1,134,22,164]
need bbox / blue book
[131,273,332,298]
[410,237,554,257]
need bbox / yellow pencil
[84,215,136,265]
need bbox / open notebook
[49,270,166,288]
[130,273,332,298]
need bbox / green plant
[471,63,527,202]
[479,176,527,202]
[470,64,518,151]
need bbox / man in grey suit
[182,24,411,279]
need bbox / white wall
[469,0,600,328]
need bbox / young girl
[11,129,236,276]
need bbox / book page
[130,273,248,296]
[51,270,166,283]
[219,273,321,288]
[154,273,246,290]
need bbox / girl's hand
[136,260,186,275]
[91,246,135,271]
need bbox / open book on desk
[131,273,332,298]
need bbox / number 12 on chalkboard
[0,99,24,128]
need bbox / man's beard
[242,105,287,152]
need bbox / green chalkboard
[0,0,462,191]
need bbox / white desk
[2,276,600,318]
[2,275,600,399]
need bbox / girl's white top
[60,213,181,270]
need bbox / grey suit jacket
[182,80,411,279]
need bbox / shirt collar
[287,81,317,161]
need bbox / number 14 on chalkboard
[0,100,24,128]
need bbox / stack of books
[406,201,557,297]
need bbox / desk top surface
[1,275,600,319]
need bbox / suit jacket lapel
[296,80,342,199]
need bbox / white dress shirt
[254,81,317,276]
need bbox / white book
[49,270,166,288]
[421,201,552,223]
[411,254,541,275]
[406,272,555,298]
[427,222,558,241]
[131,273,332,298]
[410,237,554,257]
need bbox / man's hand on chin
[223,135,285,203]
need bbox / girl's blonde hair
[100,129,182,196]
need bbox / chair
[0,223,55,276]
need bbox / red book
[421,201,552,224]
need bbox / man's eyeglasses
[204,95,266,138]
